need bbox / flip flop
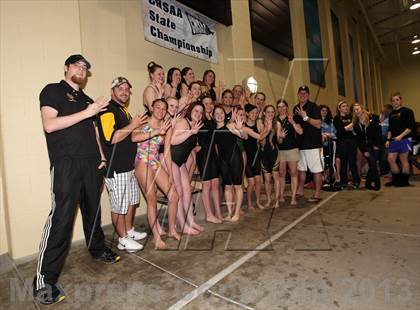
[307,197,322,203]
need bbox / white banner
[142,0,218,63]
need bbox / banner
[142,0,218,63]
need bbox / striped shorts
[104,170,140,214]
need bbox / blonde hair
[337,100,346,111]
[352,103,371,125]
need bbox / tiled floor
[1,180,419,309]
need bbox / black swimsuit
[197,118,219,181]
[243,123,261,178]
[225,111,232,123]
[171,121,197,166]
[260,129,279,173]
[208,88,217,101]
[214,125,244,185]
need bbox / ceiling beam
[380,32,420,44]
[373,8,410,25]
[377,19,420,37]
[356,0,386,58]
[395,34,401,64]
[365,0,388,10]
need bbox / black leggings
[337,139,360,184]
[364,149,381,190]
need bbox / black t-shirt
[388,107,416,138]
[39,80,99,164]
[293,101,322,149]
[333,114,355,140]
[97,100,138,175]
[277,115,300,150]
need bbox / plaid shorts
[104,170,140,214]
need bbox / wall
[287,0,383,111]
[0,131,10,255]
[252,42,292,105]
[380,43,420,119]
[0,0,86,259]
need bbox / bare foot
[257,202,265,210]
[230,213,240,222]
[206,216,222,224]
[182,227,200,235]
[290,200,297,207]
[153,238,167,250]
[279,197,285,203]
[192,223,204,232]
[223,215,232,222]
[273,201,279,208]
[264,200,271,208]
[157,226,167,236]
[168,231,181,240]
[248,205,256,212]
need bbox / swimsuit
[136,124,164,170]
[214,125,244,185]
[171,121,198,166]
[260,130,279,173]
[197,118,219,181]
[243,123,261,178]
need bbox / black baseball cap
[298,85,310,93]
[111,77,132,89]
[64,54,91,69]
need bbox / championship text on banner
[142,0,218,63]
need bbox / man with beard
[97,77,148,252]
[293,85,323,203]
[33,55,120,305]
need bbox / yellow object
[100,112,115,142]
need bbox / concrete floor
[1,179,419,310]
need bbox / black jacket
[354,114,382,153]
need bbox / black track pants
[35,158,105,290]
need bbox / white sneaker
[127,228,147,241]
[117,236,143,252]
